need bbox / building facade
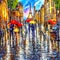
[44,0,57,51]
[11,2,23,22]
[44,0,56,22]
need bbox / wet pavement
[0,23,60,60]
[0,44,60,60]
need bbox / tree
[54,0,60,9]
[53,0,60,23]
[7,0,18,10]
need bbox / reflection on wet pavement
[0,23,60,60]
[0,43,60,60]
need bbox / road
[0,23,60,60]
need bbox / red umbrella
[10,20,18,24]
[26,18,32,23]
[48,20,56,25]
[17,22,23,27]
[51,21,56,25]
[48,20,52,24]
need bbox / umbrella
[10,20,17,24]
[51,21,56,25]
[8,20,23,27]
[29,20,36,24]
[26,18,32,23]
[48,20,52,24]
[17,22,23,27]
[48,20,56,25]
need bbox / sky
[18,0,44,20]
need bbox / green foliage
[12,0,18,9]
[7,0,12,9]
[7,0,18,10]
[53,0,60,10]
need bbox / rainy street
[0,0,60,60]
[0,22,60,60]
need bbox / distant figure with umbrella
[13,21,23,47]
[8,20,17,47]
[29,20,36,55]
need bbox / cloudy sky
[18,0,44,20]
